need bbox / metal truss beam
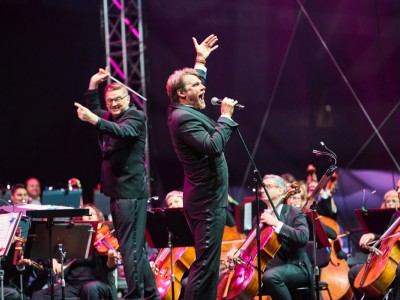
[103,0,151,193]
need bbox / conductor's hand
[75,102,99,125]
[359,233,375,248]
[193,34,219,61]
[89,66,110,90]
[220,98,238,118]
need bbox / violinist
[286,182,337,240]
[31,204,119,300]
[307,179,338,220]
[258,174,312,299]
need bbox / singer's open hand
[193,34,219,60]
[220,98,238,118]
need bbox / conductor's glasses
[106,94,128,105]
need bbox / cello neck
[377,213,400,243]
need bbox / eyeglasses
[264,184,277,190]
[105,94,128,105]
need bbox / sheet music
[0,212,22,257]
[244,202,252,230]
[0,204,74,215]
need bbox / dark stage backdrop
[2,0,400,226]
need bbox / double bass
[354,214,400,297]
[306,165,353,300]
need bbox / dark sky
[2,0,400,207]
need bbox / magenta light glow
[111,0,140,39]
[109,57,126,80]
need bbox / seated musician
[286,182,337,240]
[348,210,400,300]
[380,189,400,209]
[165,190,184,208]
[307,179,338,220]
[31,204,119,300]
[258,174,312,299]
[10,183,29,205]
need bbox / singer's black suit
[86,90,159,300]
[167,68,238,299]
[348,211,400,300]
[262,204,313,299]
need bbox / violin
[94,225,120,257]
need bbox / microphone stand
[308,164,337,300]
[58,244,66,300]
[235,128,280,300]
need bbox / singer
[166,34,238,300]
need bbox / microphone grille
[210,97,219,105]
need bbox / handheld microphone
[210,97,245,110]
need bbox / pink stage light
[111,0,140,39]
[109,57,126,80]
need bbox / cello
[306,165,353,300]
[354,214,400,297]
[216,186,301,300]
[216,223,281,300]
[152,246,196,300]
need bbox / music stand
[0,212,22,300]
[354,208,396,235]
[305,211,331,248]
[146,208,194,300]
[24,222,93,260]
[25,208,89,300]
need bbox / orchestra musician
[258,175,312,299]
[348,209,400,299]
[26,177,41,205]
[166,34,238,300]
[307,175,338,220]
[348,180,400,300]
[10,183,29,205]
[31,204,119,300]
[380,189,400,209]
[75,66,160,299]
